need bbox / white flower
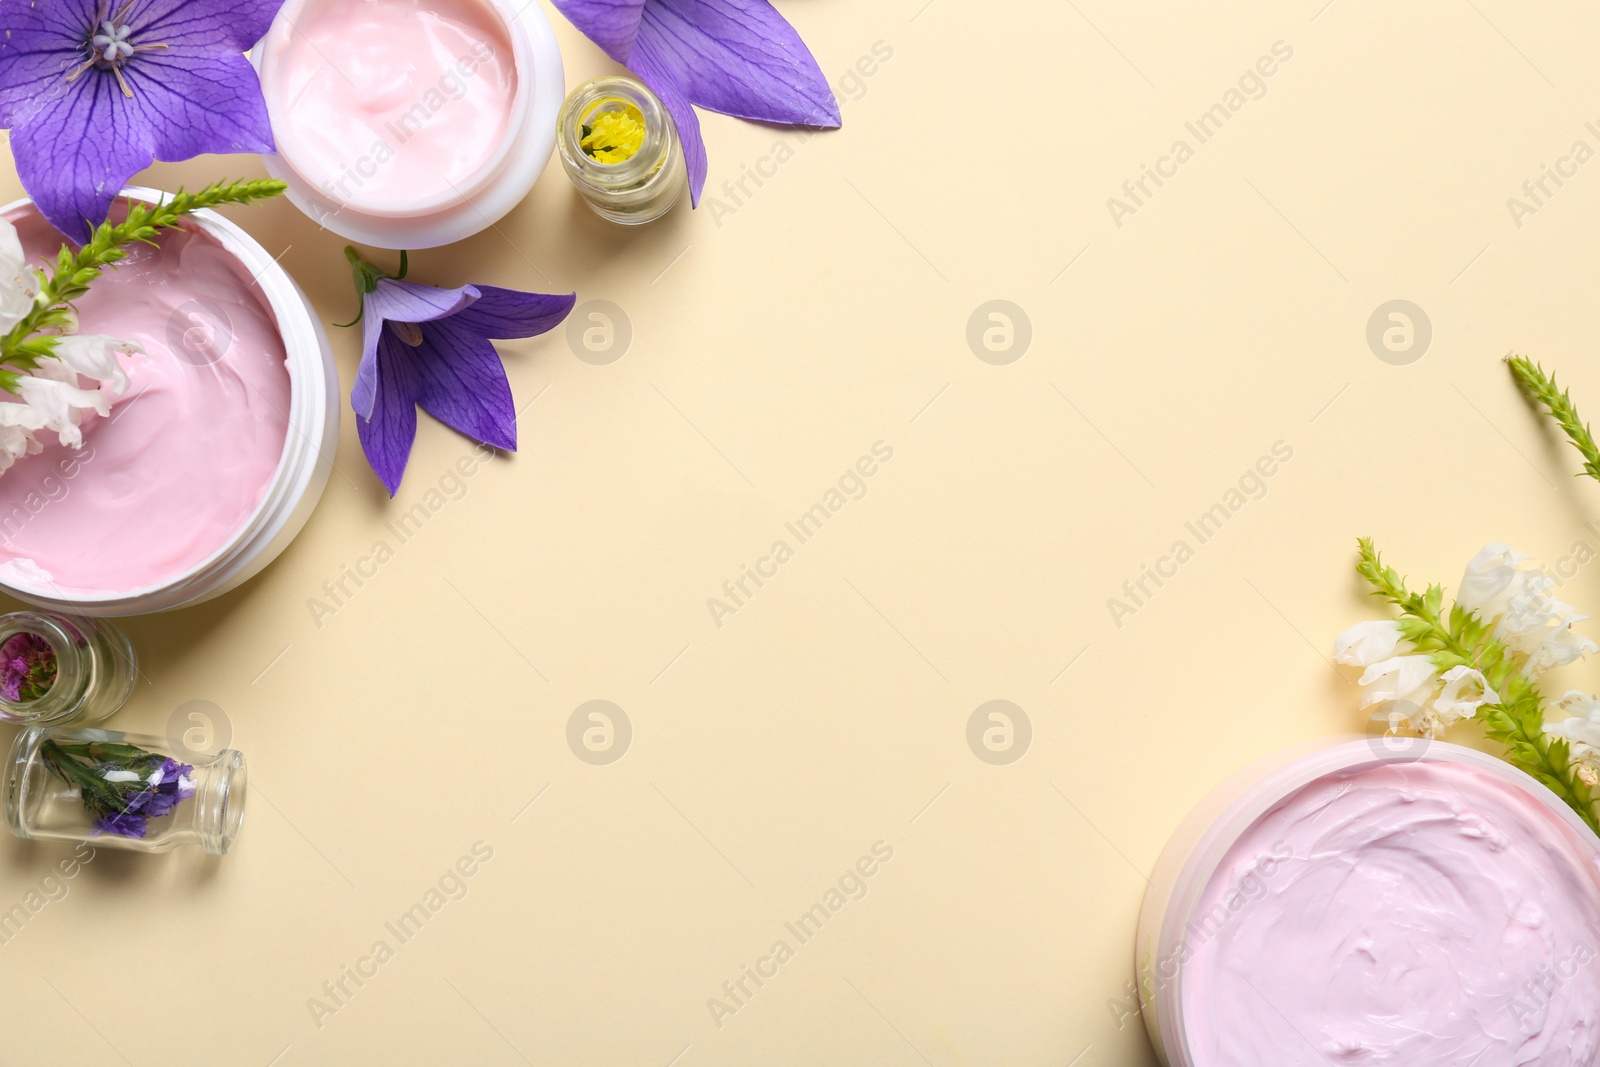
[1527,625,1600,676]
[1334,620,1409,667]
[1459,543,1527,617]
[1457,544,1595,678]
[0,218,37,334]
[1357,655,1439,710]
[15,373,112,449]
[50,334,134,396]
[1433,665,1498,722]
[0,401,47,475]
[1546,691,1600,785]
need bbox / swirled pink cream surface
[261,0,517,212]
[1183,760,1600,1067]
[0,210,289,593]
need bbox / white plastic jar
[253,0,565,249]
[1135,738,1600,1067]
[0,187,338,616]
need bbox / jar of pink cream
[1135,738,1600,1067]
[0,188,338,616]
[253,0,565,249]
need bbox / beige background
[4,0,1600,1062]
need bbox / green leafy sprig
[0,178,286,394]
[1508,355,1600,483]
[39,739,162,817]
[1355,537,1599,833]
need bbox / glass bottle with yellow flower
[557,76,686,224]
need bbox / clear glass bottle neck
[559,77,677,190]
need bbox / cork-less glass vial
[0,611,136,726]
[557,76,685,224]
[5,727,247,855]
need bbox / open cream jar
[1136,739,1600,1066]
[0,188,337,616]
[254,0,564,249]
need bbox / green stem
[1507,355,1600,483]
[0,178,286,394]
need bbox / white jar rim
[253,0,564,249]
[1134,737,1600,1066]
[0,186,339,616]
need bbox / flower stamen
[75,0,163,98]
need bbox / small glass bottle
[4,726,246,855]
[557,76,686,224]
[0,611,136,726]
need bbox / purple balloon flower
[0,0,285,239]
[94,809,148,838]
[136,760,194,817]
[549,0,840,206]
[344,250,575,496]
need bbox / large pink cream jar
[1135,739,1600,1067]
[0,189,337,616]
[254,0,565,249]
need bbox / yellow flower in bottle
[580,100,647,164]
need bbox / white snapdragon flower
[1459,543,1527,618]
[0,403,46,475]
[1458,543,1595,677]
[50,334,133,397]
[1545,691,1600,786]
[1357,655,1439,710]
[15,371,112,449]
[1333,620,1409,667]
[0,218,37,334]
[1432,665,1498,723]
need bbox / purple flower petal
[10,74,159,241]
[368,279,482,325]
[628,47,709,205]
[636,0,840,128]
[351,280,480,420]
[355,331,424,497]
[94,810,149,838]
[406,317,518,453]
[450,287,577,340]
[0,0,91,126]
[135,0,288,52]
[547,0,647,61]
[127,50,277,159]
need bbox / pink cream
[0,210,290,593]
[1182,759,1600,1066]
[261,0,518,213]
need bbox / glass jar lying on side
[4,726,246,855]
[557,76,685,225]
[0,611,136,726]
